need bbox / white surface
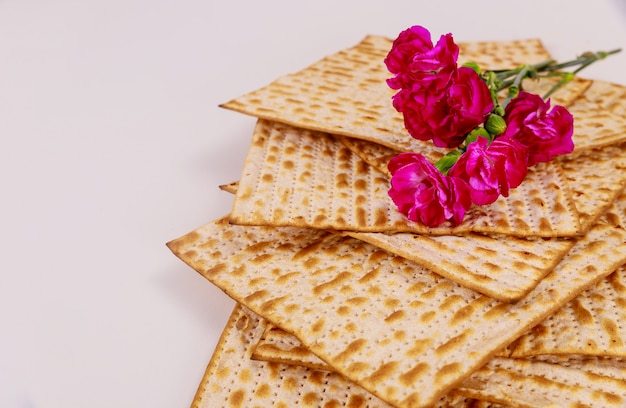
[1,1,625,407]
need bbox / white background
[1,1,625,407]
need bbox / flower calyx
[485,113,507,136]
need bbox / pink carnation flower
[385,25,458,91]
[503,91,574,166]
[449,136,529,205]
[388,153,471,227]
[391,67,493,148]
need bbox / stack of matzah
[167,35,626,407]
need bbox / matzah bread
[221,35,624,154]
[604,188,626,229]
[503,264,626,359]
[340,136,626,233]
[168,216,626,408]
[340,135,404,176]
[499,188,626,358]
[338,141,626,300]
[456,357,626,407]
[559,143,626,230]
[522,76,592,110]
[221,36,548,153]
[566,79,626,151]
[252,328,626,407]
[222,174,570,302]
[218,181,239,194]
[170,31,626,408]
[249,188,626,370]
[202,304,626,408]
[346,231,573,302]
[230,119,581,238]
[192,304,397,408]
[194,303,488,408]
[228,118,586,301]
[532,355,626,379]
[253,323,331,371]
[254,326,626,375]
[457,38,550,69]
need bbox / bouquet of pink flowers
[386,25,619,227]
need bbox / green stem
[542,72,574,99]
[490,48,621,101]
[542,48,620,98]
[501,65,528,107]
[539,48,621,73]
[494,59,555,83]
[572,59,596,75]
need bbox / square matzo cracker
[168,216,626,407]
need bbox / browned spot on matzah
[311,318,325,334]
[398,362,430,387]
[334,339,367,364]
[435,363,463,385]
[435,331,474,357]
[364,361,401,384]
[439,295,464,312]
[384,310,405,323]
[260,295,288,313]
[572,298,594,325]
[420,311,437,324]
[228,389,245,407]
